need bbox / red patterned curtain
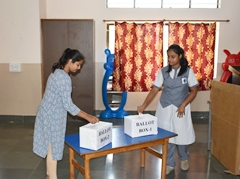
[168,22,216,91]
[113,22,164,92]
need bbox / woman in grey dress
[137,44,198,175]
[33,48,99,179]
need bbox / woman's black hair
[52,48,85,73]
[167,44,189,76]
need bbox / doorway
[41,19,95,119]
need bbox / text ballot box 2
[79,121,112,150]
[124,114,158,138]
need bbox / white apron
[155,102,195,145]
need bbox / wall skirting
[0,111,209,124]
[0,115,36,123]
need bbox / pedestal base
[100,109,128,119]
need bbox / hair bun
[64,48,71,54]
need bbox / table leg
[161,140,168,179]
[207,101,212,151]
[140,149,145,167]
[84,156,91,179]
[69,147,75,179]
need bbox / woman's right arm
[137,86,159,113]
[137,69,164,114]
[57,73,99,124]
[77,110,99,124]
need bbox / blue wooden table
[65,127,177,179]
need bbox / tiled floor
[0,118,239,179]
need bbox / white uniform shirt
[154,67,198,89]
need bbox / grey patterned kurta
[33,69,80,160]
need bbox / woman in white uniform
[137,44,198,175]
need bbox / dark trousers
[167,143,189,167]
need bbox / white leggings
[46,144,58,179]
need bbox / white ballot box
[124,114,158,138]
[79,121,112,150]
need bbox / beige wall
[0,64,42,115]
[0,1,42,64]
[39,0,47,18]
[0,0,42,115]
[0,0,240,115]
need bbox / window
[135,0,162,8]
[106,22,219,78]
[162,0,190,8]
[106,24,115,53]
[191,0,220,8]
[107,0,134,8]
[106,0,220,8]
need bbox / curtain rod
[103,19,230,22]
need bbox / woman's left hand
[176,104,185,118]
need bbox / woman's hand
[137,87,159,114]
[137,104,146,114]
[86,114,99,124]
[176,104,185,118]
[77,110,99,124]
[176,86,198,118]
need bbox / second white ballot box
[79,121,112,150]
[124,114,158,138]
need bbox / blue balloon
[100,49,129,119]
